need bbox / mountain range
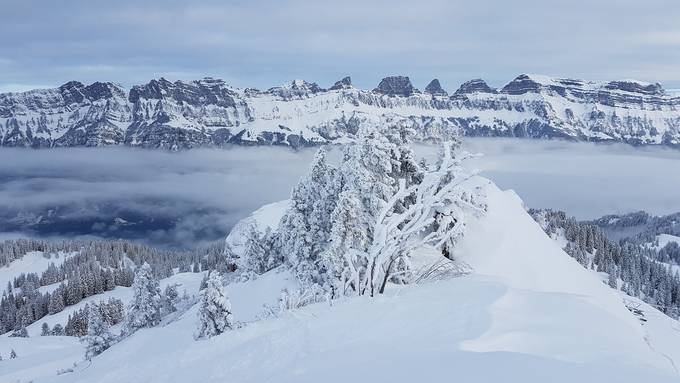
[1,74,679,149]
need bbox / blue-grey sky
[2,0,680,93]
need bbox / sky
[1,0,680,93]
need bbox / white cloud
[460,138,680,219]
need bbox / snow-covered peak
[265,79,325,100]
[502,74,666,96]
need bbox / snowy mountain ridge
[2,74,680,149]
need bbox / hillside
[2,179,679,382]
[2,74,680,149]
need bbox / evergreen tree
[162,284,180,315]
[84,304,114,360]
[52,323,65,336]
[608,265,618,289]
[196,272,234,339]
[41,322,51,336]
[322,190,369,296]
[48,286,66,314]
[239,224,268,277]
[9,326,28,338]
[124,263,162,334]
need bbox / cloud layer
[461,138,680,219]
[0,147,316,248]
[2,0,680,92]
[1,140,679,248]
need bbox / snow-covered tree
[322,190,370,296]
[84,303,114,360]
[195,272,234,339]
[41,322,51,336]
[358,141,483,296]
[239,224,269,277]
[278,146,340,286]
[162,284,180,315]
[9,326,28,338]
[48,287,66,314]
[124,263,162,334]
[52,323,64,336]
[276,127,482,300]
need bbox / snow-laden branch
[358,142,485,296]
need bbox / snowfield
[655,234,680,249]
[2,177,679,382]
[1,251,73,295]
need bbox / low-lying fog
[460,138,680,219]
[1,138,678,248]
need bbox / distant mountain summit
[1,73,679,149]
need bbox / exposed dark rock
[453,79,496,96]
[500,75,542,95]
[330,76,352,90]
[604,81,665,96]
[373,76,419,96]
[424,79,447,96]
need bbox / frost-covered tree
[52,323,64,336]
[275,127,482,300]
[360,141,483,296]
[84,303,114,360]
[322,190,370,296]
[48,286,66,314]
[278,146,341,287]
[608,265,618,289]
[239,224,269,277]
[41,322,51,336]
[9,326,28,338]
[162,284,180,315]
[196,272,234,339]
[124,263,162,334]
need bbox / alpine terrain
[2,74,679,150]
[2,128,680,382]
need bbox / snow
[19,272,205,337]
[656,234,680,249]
[455,180,669,371]
[225,200,290,256]
[622,294,680,373]
[250,200,290,230]
[2,176,677,382]
[0,251,73,295]
[0,335,83,383]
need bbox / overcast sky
[2,0,680,93]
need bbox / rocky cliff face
[2,74,679,149]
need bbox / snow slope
[0,251,72,294]
[455,181,670,370]
[4,177,674,383]
[656,234,680,249]
[225,200,290,256]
